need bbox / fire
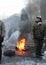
[17,37,26,51]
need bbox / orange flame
[17,37,26,51]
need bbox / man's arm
[2,22,5,37]
[32,26,36,39]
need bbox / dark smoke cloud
[25,0,40,21]
[19,0,41,32]
[40,0,46,20]
[19,0,41,42]
[19,9,31,33]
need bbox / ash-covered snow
[1,55,46,65]
[1,30,46,65]
[1,28,46,65]
[2,31,20,50]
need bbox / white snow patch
[2,31,20,50]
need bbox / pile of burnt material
[3,50,15,57]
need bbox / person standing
[0,20,5,63]
[33,16,44,59]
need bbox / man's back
[33,22,44,39]
[0,21,5,63]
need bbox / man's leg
[34,39,39,57]
[0,42,2,63]
[0,37,4,63]
[38,40,43,56]
[35,40,40,57]
[35,40,43,58]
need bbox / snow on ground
[1,44,46,65]
[0,53,46,65]
[2,31,20,50]
[1,31,46,65]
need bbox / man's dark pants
[0,36,4,63]
[34,38,43,57]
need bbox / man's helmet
[36,16,41,18]
[36,16,42,22]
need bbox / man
[0,20,5,63]
[33,16,44,59]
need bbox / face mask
[36,18,40,22]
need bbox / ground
[0,44,46,65]
[1,32,46,65]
